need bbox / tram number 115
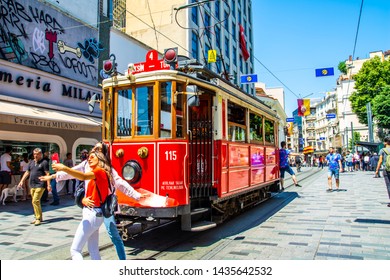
[165,150,177,161]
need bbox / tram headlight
[122,160,142,183]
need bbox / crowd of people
[0,147,79,204]
[278,139,390,207]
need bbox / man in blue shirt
[325,147,343,192]
[279,141,301,190]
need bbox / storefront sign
[14,116,80,130]
[0,60,101,115]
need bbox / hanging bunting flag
[208,49,217,63]
[240,74,258,84]
[239,24,250,61]
[315,67,334,77]
[287,122,293,136]
[297,99,310,116]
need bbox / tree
[372,85,390,129]
[349,56,390,125]
[338,61,347,75]
[348,132,361,150]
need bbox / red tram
[100,49,280,237]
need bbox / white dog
[0,185,20,205]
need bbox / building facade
[255,83,287,145]
[336,51,389,150]
[0,0,104,164]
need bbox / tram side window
[175,83,184,138]
[136,85,154,136]
[264,119,275,144]
[117,89,132,136]
[250,113,263,142]
[160,82,172,138]
[227,102,246,142]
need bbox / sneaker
[326,189,333,192]
[295,184,302,187]
[34,220,41,226]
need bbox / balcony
[306,115,316,121]
[325,107,337,114]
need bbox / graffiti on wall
[0,0,103,86]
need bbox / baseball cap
[81,149,88,153]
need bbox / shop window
[250,113,263,142]
[264,119,275,144]
[228,102,246,142]
[1,142,60,174]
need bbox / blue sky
[252,0,390,117]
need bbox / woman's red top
[85,167,109,207]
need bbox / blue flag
[315,67,334,77]
[240,74,258,84]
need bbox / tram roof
[102,65,278,119]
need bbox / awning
[0,100,101,132]
[303,146,315,154]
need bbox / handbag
[95,174,117,218]
[74,181,85,208]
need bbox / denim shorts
[328,169,340,179]
[280,165,295,179]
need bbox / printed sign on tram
[158,143,187,192]
[129,50,170,75]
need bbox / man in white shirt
[0,147,13,192]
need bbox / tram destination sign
[129,50,170,75]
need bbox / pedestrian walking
[346,150,354,172]
[0,146,13,193]
[325,147,343,192]
[46,142,147,260]
[363,153,370,171]
[375,136,390,207]
[63,152,76,195]
[370,153,380,177]
[19,153,30,200]
[18,148,50,226]
[48,149,60,206]
[279,141,301,190]
[318,155,324,169]
[354,152,361,171]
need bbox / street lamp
[366,102,374,142]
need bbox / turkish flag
[239,24,250,61]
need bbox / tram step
[191,208,210,215]
[190,221,217,232]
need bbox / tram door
[188,93,214,200]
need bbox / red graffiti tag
[45,29,57,59]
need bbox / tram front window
[117,89,132,136]
[136,85,154,136]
